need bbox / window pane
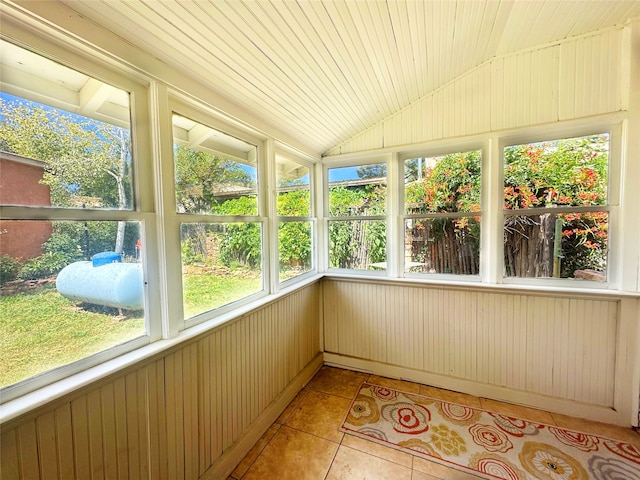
[278,221,312,281]
[405,217,480,275]
[181,222,262,318]
[173,115,258,215]
[328,219,386,270]
[276,154,310,216]
[328,164,386,216]
[0,43,133,210]
[404,151,481,214]
[0,220,145,388]
[504,134,608,209]
[504,211,608,281]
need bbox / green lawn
[182,270,262,319]
[0,285,144,387]
[0,271,261,388]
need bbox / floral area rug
[340,383,640,479]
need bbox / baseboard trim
[201,352,324,480]
[323,352,621,426]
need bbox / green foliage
[503,135,609,277]
[42,230,84,262]
[181,237,205,265]
[278,222,311,267]
[404,151,481,274]
[328,185,387,268]
[0,256,22,284]
[0,97,132,210]
[405,151,481,215]
[503,135,608,209]
[277,189,310,216]
[219,223,261,268]
[17,252,69,280]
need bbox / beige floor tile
[276,389,309,424]
[341,434,413,468]
[242,426,338,480]
[307,366,369,399]
[368,375,421,394]
[551,412,640,448]
[411,471,441,480]
[419,386,482,409]
[413,457,483,480]
[285,390,350,443]
[479,398,555,425]
[230,424,281,479]
[326,445,412,480]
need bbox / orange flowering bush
[503,135,609,278]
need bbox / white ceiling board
[6,0,640,155]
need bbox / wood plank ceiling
[29,1,640,154]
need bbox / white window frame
[0,41,160,403]
[164,98,269,331]
[398,144,484,282]
[323,155,391,275]
[273,147,318,289]
[498,124,622,290]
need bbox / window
[172,114,264,319]
[403,150,482,275]
[0,41,150,397]
[326,163,387,271]
[502,133,609,282]
[276,152,314,282]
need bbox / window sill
[0,273,323,425]
[322,272,640,299]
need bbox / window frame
[323,155,391,274]
[398,145,484,281]
[273,148,318,289]
[166,99,269,331]
[0,41,160,403]
[498,124,622,289]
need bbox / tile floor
[228,366,640,480]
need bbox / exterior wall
[0,282,322,480]
[325,27,627,156]
[0,155,52,259]
[323,278,639,427]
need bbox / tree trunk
[114,130,128,254]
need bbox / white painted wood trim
[323,353,620,426]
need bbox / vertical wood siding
[0,283,320,480]
[323,279,618,407]
[327,27,626,155]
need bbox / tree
[356,163,386,179]
[0,96,132,253]
[174,145,253,214]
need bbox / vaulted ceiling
[7,1,640,154]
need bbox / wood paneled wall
[0,283,321,480]
[323,278,637,424]
[326,27,627,155]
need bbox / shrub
[219,223,261,268]
[18,252,68,280]
[0,255,22,284]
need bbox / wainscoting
[323,278,639,426]
[0,283,322,480]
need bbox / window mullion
[155,85,184,338]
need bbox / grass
[0,285,144,388]
[0,270,262,388]
[182,270,262,319]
